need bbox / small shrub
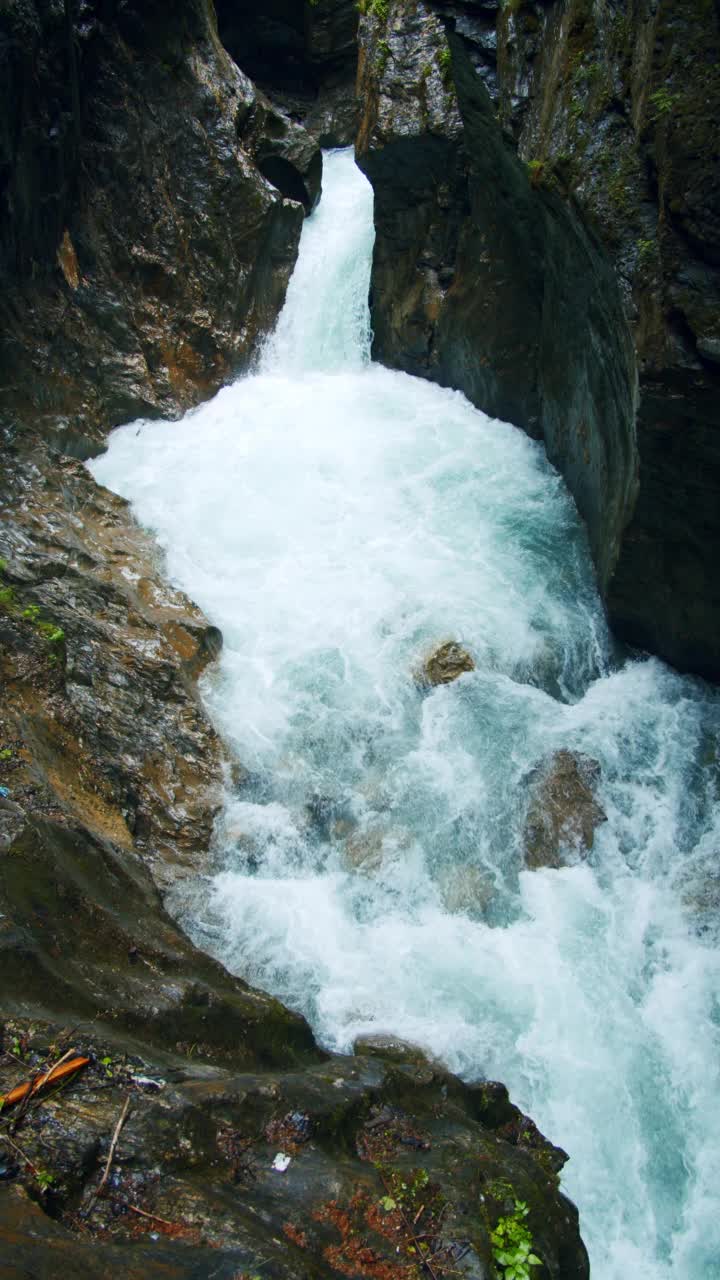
[636,237,657,270]
[649,87,680,117]
[491,1200,542,1280]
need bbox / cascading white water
[91,149,720,1279]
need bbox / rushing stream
[91,149,720,1279]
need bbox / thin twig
[128,1204,177,1228]
[32,1047,76,1091]
[26,1071,80,1116]
[379,1172,441,1280]
[88,1095,130,1208]
[0,1131,40,1176]
[12,1048,76,1128]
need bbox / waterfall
[90,148,720,1280]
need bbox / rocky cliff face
[0,0,319,457]
[356,0,720,680]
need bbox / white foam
[91,148,720,1280]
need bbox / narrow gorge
[1,4,719,1280]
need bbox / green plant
[437,45,454,92]
[0,748,12,761]
[358,0,389,18]
[491,1201,542,1280]
[35,1169,55,1192]
[37,622,64,645]
[637,236,656,266]
[377,38,391,73]
[649,86,680,117]
[573,58,601,85]
[0,585,15,610]
[21,605,41,622]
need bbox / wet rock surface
[356,0,720,680]
[523,750,607,871]
[418,640,476,688]
[0,1014,588,1279]
[0,0,315,457]
[356,0,637,606]
[0,454,225,885]
[495,0,720,681]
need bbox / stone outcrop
[417,640,476,687]
[523,750,607,870]
[0,0,318,458]
[0,454,226,885]
[356,0,720,681]
[495,0,720,682]
[0,1009,589,1280]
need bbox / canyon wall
[356,0,720,680]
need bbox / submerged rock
[417,640,475,688]
[523,750,607,870]
[439,864,496,917]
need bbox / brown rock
[524,750,607,870]
[417,640,475,688]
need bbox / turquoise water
[91,149,720,1279]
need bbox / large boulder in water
[523,750,607,870]
[417,640,475,688]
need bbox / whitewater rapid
[91,149,720,1279]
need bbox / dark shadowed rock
[215,0,359,146]
[523,750,607,870]
[0,0,313,456]
[356,0,638,610]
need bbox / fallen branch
[10,1048,77,1126]
[87,1095,131,1210]
[128,1204,177,1228]
[0,1053,89,1112]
